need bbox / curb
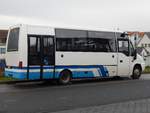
[0,80,21,84]
[0,79,48,84]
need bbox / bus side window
[87,38,116,52]
[118,40,129,56]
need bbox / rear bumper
[5,69,26,80]
[5,68,55,80]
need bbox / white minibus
[5,24,145,84]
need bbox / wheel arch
[133,64,142,72]
[131,63,142,79]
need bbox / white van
[5,24,145,84]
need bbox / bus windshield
[7,28,20,52]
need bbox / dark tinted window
[73,38,88,51]
[56,38,88,52]
[29,37,40,56]
[118,40,129,56]
[56,38,72,51]
[88,31,116,52]
[56,29,116,52]
[56,29,88,52]
[57,38,116,52]
[28,37,41,65]
[7,28,20,52]
[87,38,114,52]
[43,37,55,65]
[43,37,54,55]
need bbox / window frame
[56,29,117,52]
[7,28,20,52]
[117,39,130,56]
[129,40,135,56]
[28,34,55,65]
[56,37,116,52]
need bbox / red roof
[128,32,145,38]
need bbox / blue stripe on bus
[8,66,53,69]
[5,71,96,80]
[99,66,109,77]
[5,71,27,80]
[5,65,109,80]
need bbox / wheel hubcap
[62,74,69,81]
[134,69,140,76]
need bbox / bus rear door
[27,35,55,80]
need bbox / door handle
[120,60,123,63]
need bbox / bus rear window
[7,28,20,52]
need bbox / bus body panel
[5,25,20,67]
[26,25,55,36]
[117,53,130,76]
[129,54,145,75]
[19,25,28,66]
[56,52,117,77]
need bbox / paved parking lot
[0,74,150,113]
[52,98,150,113]
[52,74,150,113]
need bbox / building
[0,30,7,57]
[0,30,7,44]
[128,32,145,47]
[0,30,8,75]
[136,47,149,57]
[137,32,150,53]
[128,32,150,66]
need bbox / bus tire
[58,70,72,85]
[131,65,141,79]
[113,76,121,80]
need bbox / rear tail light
[18,61,23,68]
[7,66,12,69]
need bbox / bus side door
[117,39,130,76]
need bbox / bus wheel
[59,70,72,85]
[132,66,141,79]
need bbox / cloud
[0,0,150,31]
[0,15,83,29]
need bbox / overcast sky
[0,0,150,31]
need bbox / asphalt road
[0,74,150,113]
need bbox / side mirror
[120,32,128,38]
[133,49,137,60]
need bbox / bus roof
[9,24,124,33]
[9,24,127,39]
